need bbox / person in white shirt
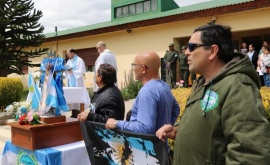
[66,48,87,111]
[260,46,270,87]
[66,49,86,87]
[94,41,118,91]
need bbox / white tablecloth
[62,87,90,109]
[27,87,91,110]
[63,87,91,111]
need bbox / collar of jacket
[96,84,114,94]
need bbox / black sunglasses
[188,43,209,52]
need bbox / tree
[0,0,49,77]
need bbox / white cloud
[31,0,211,34]
[32,0,111,33]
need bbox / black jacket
[87,84,125,123]
[251,50,259,69]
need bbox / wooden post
[80,103,84,112]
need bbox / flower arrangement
[18,111,41,125]
[175,80,185,88]
[5,102,42,125]
[5,102,30,117]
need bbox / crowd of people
[67,24,270,165]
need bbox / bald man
[106,51,180,134]
[95,41,118,91]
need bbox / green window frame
[115,0,157,18]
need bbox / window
[129,4,135,15]
[122,6,129,17]
[115,0,157,18]
[116,8,122,18]
[136,3,143,14]
[144,1,151,12]
[151,0,157,11]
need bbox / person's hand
[156,124,177,142]
[67,70,73,74]
[77,111,89,122]
[106,118,118,129]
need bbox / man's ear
[97,75,102,83]
[209,45,219,60]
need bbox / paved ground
[0,99,135,155]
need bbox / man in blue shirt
[106,51,180,134]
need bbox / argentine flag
[40,71,69,115]
[0,141,90,165]
[26,72,41,110]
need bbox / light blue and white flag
[40,71,69,115]
[26,71,41,110]
[0,141,90,165]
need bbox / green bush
[120,70,143,100]
[121,81,142,100]
[21,88,29,101]
[0,78,23,110]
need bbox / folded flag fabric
[81,121,170,165]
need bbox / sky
[31,0,211,34]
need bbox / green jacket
[173,53,270,165]
[164,50,178,68]
[178,53,189,69]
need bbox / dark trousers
[180,69,190,87]
[171,67,177,86]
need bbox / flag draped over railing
[80,122,170,165]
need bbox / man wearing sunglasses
[156,24,270,165]
[106,51,179,135]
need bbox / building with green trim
[13,0,270,87]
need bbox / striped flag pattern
[26,72,41,110]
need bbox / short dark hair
[69,49,75,53]
[265,46,270,52]
[249,44,255,48]
[194,24,234,63]
[97,63,117,85]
